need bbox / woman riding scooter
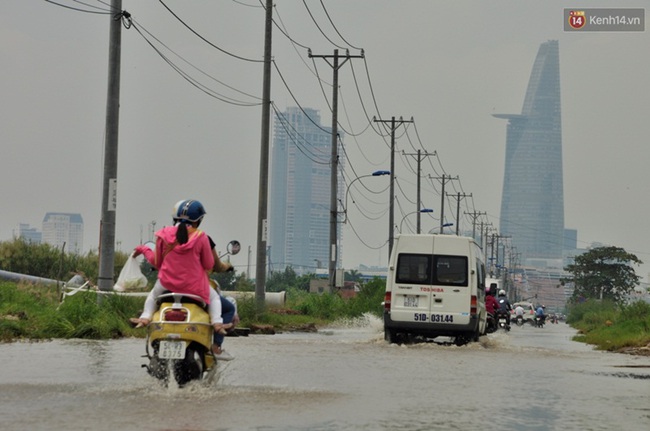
[131,200,229,335]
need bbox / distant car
[511,301,536,324]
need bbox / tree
[563,246,642,305]
[211,270,237,291]
[345,269,362,283]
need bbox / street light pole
[429,222,454,234]
[342,170,390,224]
[373,117,413,258]
[399,208,433,233]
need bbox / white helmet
[498,289,506,296]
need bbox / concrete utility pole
[430,174,458,234]
[374,116,413,256]
[403,150,435,233]
[465,210,486,242]
[446,192,471,235]
[98,1,125,292]
[309,49,364,291]
[255,0,273,310]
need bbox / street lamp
[332,169,389,293]
[399,208,433,233]
[428,222,453,234]
[341,170,390,224]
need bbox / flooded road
[1,316,648,430]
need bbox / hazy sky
[2,1,649,280]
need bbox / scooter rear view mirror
[227,240,241,256]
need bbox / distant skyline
[1,1,648,281]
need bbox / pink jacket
[138,225,214,304]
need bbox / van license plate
[403,295,419,307]
[159,340,185,359]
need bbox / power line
[158,0,263,63]
[130,20,262,106]
[319,0,362,51]
[45,0,112,14]
[302,0,346,50]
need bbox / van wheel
[384,328,398,344]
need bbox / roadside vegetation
[0,278,385,342]
[563,246,649,354]
[567,300,650,354]
[1,239,648,354]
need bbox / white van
[485,277,501,296]
[383,234,487,345]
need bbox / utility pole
[374,116,413,256]
[403,150,435,233]
[494,234,511,277]
[446,192,471,235]
[309,49,364,291]
[464,210,486,242]
[98,1,125,292]
[254,0,273,309]
[430,174,458,234]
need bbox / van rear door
[389,236,472,326]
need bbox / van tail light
[470,295,478,316]
[383,292,392,312]
[164,309,188,322]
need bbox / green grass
[567,300,650,351]
[0,281,145,341]
[0,279,386,341]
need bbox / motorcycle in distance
[534,315,545,328]
[142,240,241,387]
[514,315,525,327]
[496,310,510,331]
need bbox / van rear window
[396,254,468,286]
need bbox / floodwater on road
[1,316,648,431]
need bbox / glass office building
[494,40,564,263]
[268,107,343,274]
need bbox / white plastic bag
[114,256,148,292]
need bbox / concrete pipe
[224,291,286,308]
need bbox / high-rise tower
[494,40,564,264]
[42,212,84,254]
[268,107,343,274]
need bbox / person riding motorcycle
[536,304,547,325]
[131,200,228,335]
[485,287,499,316]
[496,289,512,328]
[514,304,525,324]
[484,286,499,332]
